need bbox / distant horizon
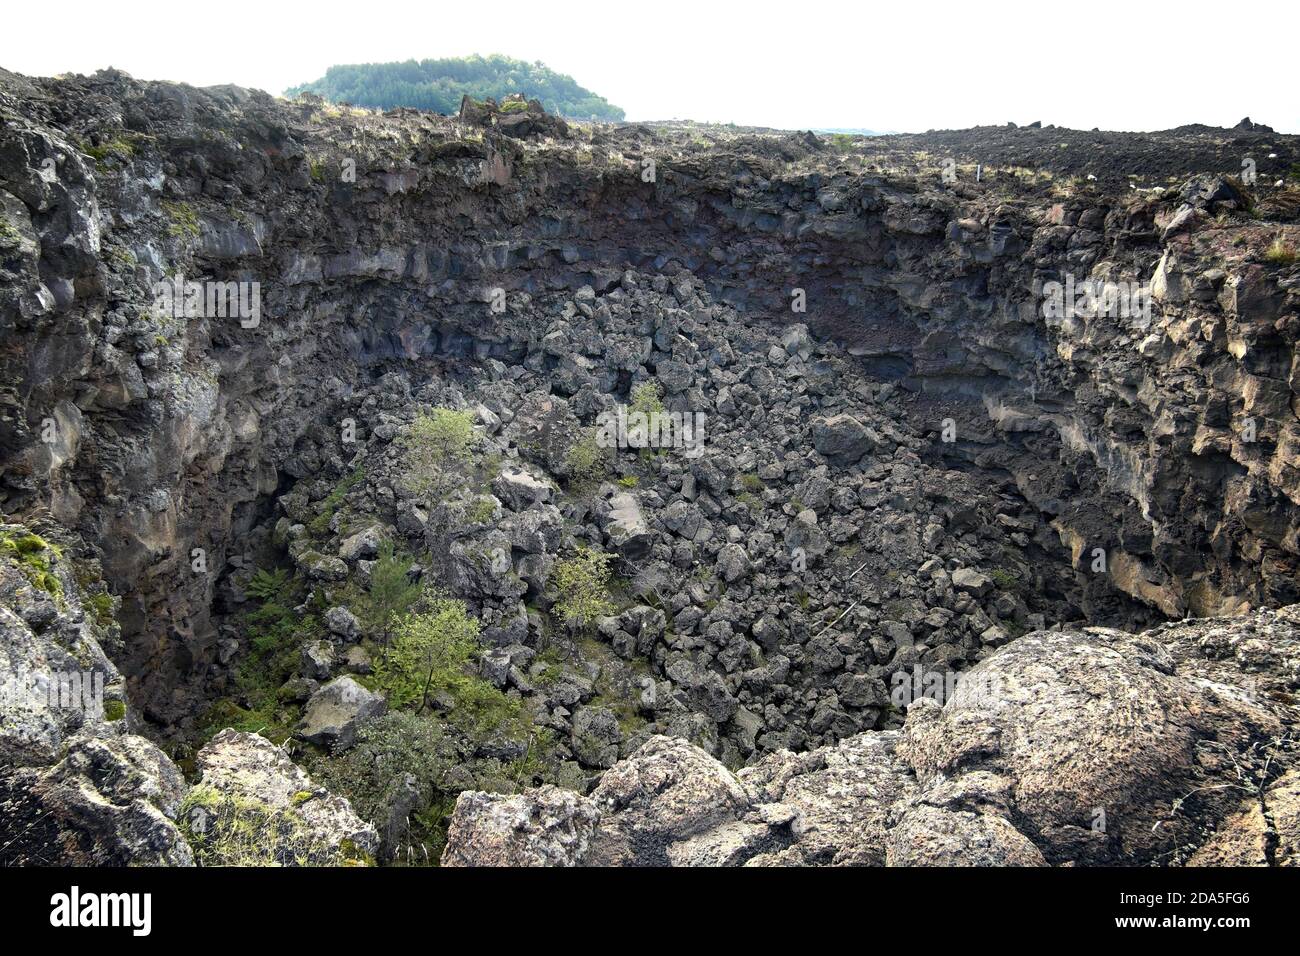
[3,0,1297,135]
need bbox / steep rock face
[441,607,1300,866]
[0,521,192,865]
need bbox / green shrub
[375,601,516,729]
[357,541,424,646]
[564,430,607,485]
[401,408,477,496]
[629,380,664,417]
[990,568,1019,589]
[553,547,615,632]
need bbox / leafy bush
[553,547,615,632]
[285,54,625,121]
[401,408,476,497]
[563,430,607,485]
[375,601,517,729]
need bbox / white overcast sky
[3,0,1297,133]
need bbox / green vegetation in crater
[308,464,366,536]
[199,569,315,745]
[553,546,616,632]
[103,699,126,722]
[401,407,477,498]
[375,599,519,732]
[629,380,665,418]
[286,54,625,121]
[1264,237,1298,265]
[563,429,608,486]
[161,200,200,240]
[354,541,424,650]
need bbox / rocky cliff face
[2,68,1299,865]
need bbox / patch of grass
[616,475,639,488]
[103,699,126,722]
[1263,238,1298,266]
[161,200,200,240]
[82,136,136,169]
[466,496,497,524]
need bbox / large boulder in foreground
[442,608,1300,867]
[184,729,377,865]
[0,733,193,866]
[441,786,600,867]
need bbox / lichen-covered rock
[885,804,1046,867]
[740,731,915,866]
[897,626,1281,864]
[441,786,600,866]
[0,733,193,866]
[296,676,387,750]
[187,729,377,865]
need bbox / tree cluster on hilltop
[286,54,625,121]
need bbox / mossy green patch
[161,200,201,240]
[0,530,64,599]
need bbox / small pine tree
[629,380,664,417]
[361,541,424,650]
